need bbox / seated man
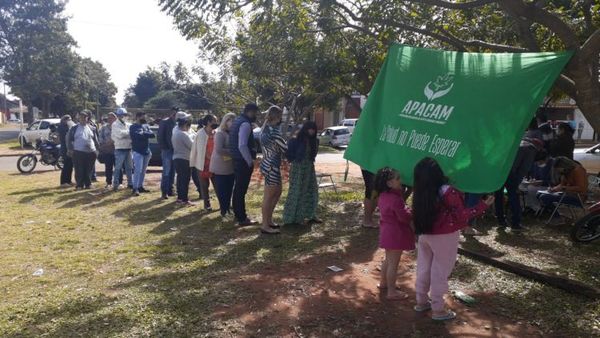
[521,150,554,214]
[537,156,587,222]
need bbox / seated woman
[537,156,587,222]
[522,150,554,214]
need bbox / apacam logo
[399,74,456,125]
[424,74,454,101]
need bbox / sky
[64,0,206,104]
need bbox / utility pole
[2,81,7,121]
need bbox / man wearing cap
[66,110,99,189]
[111,108,133,191]
[57,115,75,187]
[229,103,260,226]
[158,107,178,199]
[172,111,196,205]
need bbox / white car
[340,118,359,134]
[574,144,600,175]
[319,126,351,147]
[18,118,61,146]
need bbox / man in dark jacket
[57,115,74,187]
[494,137,541,232]
[229,103,259,226]
[158,107,177,199]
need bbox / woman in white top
[191,114,219,211]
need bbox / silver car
[18,119,61,146]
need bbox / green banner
[345,44,573,193]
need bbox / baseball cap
[115,108,128,116]
[176,111,192,120]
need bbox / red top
[427,185,488,235]
[200,134,214,178]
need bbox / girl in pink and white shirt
[412,158,494,321]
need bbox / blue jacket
[130,123,155,155]
[286,137,319,163]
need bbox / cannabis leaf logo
[424,74,454,101]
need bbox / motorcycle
[17,139,63,173]
[571,200,600,243]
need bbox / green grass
[0,171,598,337]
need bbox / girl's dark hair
[297,121,318,158]
[198,114,217,128]
[412,157,448,235]
[373,167,398,199]
[558,122,574,135]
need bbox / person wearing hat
[157,107,179,199]
[229,103,260,226]
[111,108,133,191]
[172,111,196,205]
[66,110,99,189]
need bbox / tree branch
[404,0,496,10]
[499,0,579,50]
[581,28,600,60]
[555,74,578,101]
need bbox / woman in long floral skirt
[283,121,322,225]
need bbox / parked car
[339,118,359,134]
[18,118,61,147]
[319,126,351,147]
[148,125,162,166]
[574,143,600,175]
[8,118,21,123]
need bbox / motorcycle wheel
[571,212,600,243]
[17,154,37,174]
[56,156,64,170]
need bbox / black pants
[103,154,122,185]
[72,150,97,188]
[60,155,73,184]
[174,158,191,202]
[214,174,235,216]
[232,159,253,222]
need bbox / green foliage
[0,0,117,116]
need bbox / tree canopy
[159,0,600,128]
[0,0,116,117]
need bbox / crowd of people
[50,105,587,321]
[54,103,322,235]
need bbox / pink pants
[415,231,460,312]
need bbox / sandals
[432,310,457,321]
[413,302,432,312]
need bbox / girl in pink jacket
[412,158,494,320]
[373,167,415,300]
